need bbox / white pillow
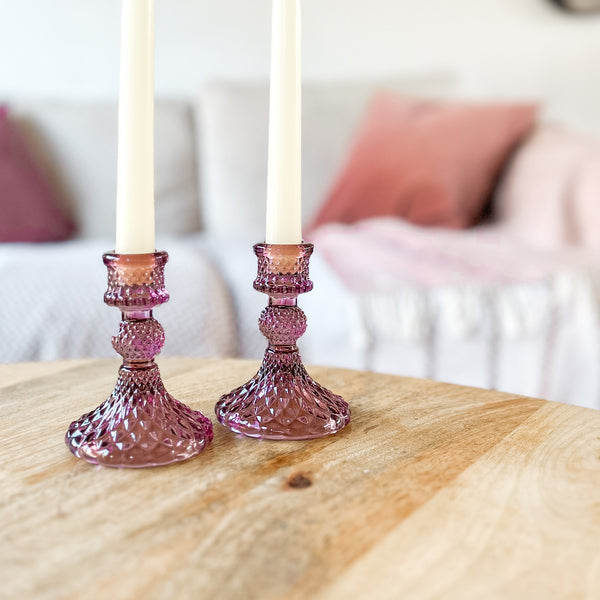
[11,100,201,240]
[197,75,456,243]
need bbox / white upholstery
[0,236,237,362]
[12,101,201,239]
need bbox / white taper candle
[266,0,302,245]
[115,0,155,254]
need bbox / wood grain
[1,358,599,600]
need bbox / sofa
[3,75,600,409]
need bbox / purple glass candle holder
[215,243,350,440]
[65,252,213,468]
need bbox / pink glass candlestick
[65,252,213,468]
[215,243,350,440]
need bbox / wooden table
[2,358,600,600]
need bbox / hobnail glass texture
[215,244,351,440]
[65,252,213,468]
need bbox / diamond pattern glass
[65,252,213,468]
[215,244,351,440]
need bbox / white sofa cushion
[197,75,455,243]
[11,100,201,240]
[0,235,237,362]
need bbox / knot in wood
[287,473,312,489]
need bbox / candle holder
[65,251,213,468]
[215,243,350,440]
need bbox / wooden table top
[2,358,600,600]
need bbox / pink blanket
[309,218,594,292]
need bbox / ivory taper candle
[265,0,302,245]
[115,0,155,254]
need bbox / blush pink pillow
[310,93,536,230]
[571,143,600,250]
[494,125,593,248]
[0,106,75,242]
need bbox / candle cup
[65,251,213,468]
[215,243,351,440]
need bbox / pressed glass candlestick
[215,243,350,440]
[65,251,213,468]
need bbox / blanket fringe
[352,267,600,344]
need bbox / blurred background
[2,0,600,408]
[1,0,600,130]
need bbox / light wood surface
[2,358,600,600]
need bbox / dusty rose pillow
[0,106,75,242]
[310,93,536,230]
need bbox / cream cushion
[11,100,201,239]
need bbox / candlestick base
[65,252,213,468]
[66,364,213,467]
[215,244,350,440]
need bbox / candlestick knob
[65,252,213,468]
[215,243,351,440]
[259,305,306,345]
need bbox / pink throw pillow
[494,125,593,248]
[570,140,600,250]
[495,123,600,251]
[310,93,536,230]
[0,106,75,242]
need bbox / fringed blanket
[310,218,600,406]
